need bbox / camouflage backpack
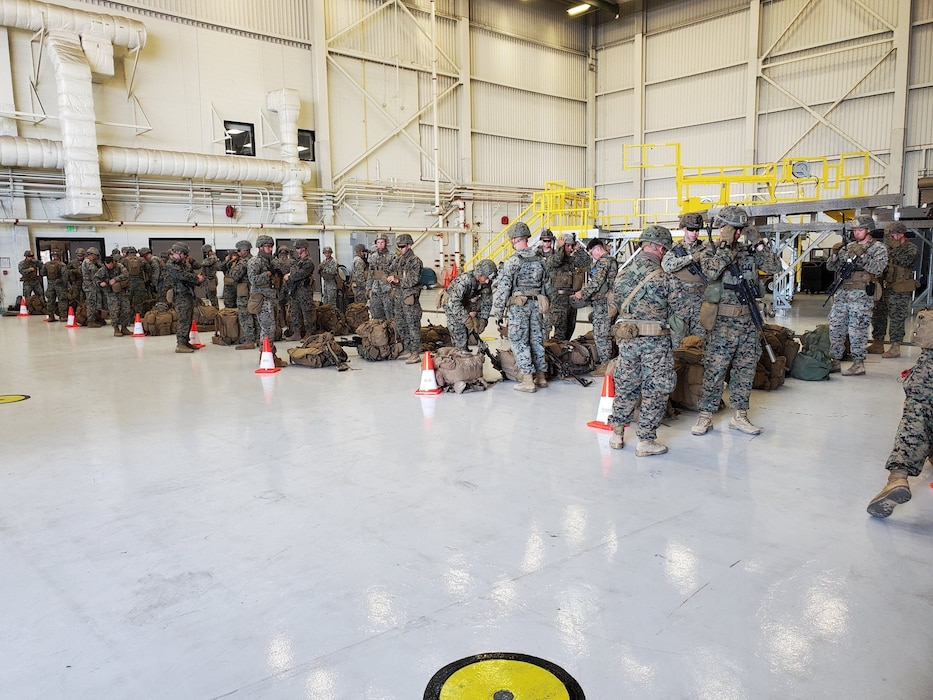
[911,309,933,349]
[432,347,487,393]
[287,332,349,370]
[420,322,451,351]
[345,302,370,333]
[315,303,349,334]
[356,318,403,361]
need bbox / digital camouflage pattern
[545,243,590,340]
[698,243,783,412]
[367,246,394,320]
[351,251,368,303]
[165,256,200,345]
[608,251,677,439]
[248,252,278,350]
[444,271,493,349]
[199,251,221,307]
[18,255,43,298]
[95,261,131,329]
[885,349,933,476]
[230,253,255,344]
[575,252,618,363]
[81,256,103,324]
[388,247,424,355]
[121,252,152,317]
[42,258,68,318]
[872,238,918,343]
[319,256,339,306]
[287,255,316,337]
[661,236,711,348]
[491,248,553,375]
[827,239,888,360]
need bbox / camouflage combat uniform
[827,240,888,361]
[66,253,86,307]
[81,255,103,325]
[42,257,68,318]
[122,252,152,317]
[885,349,933,476]
[574,250,618,364]
[351,252,368,304]
[165,255,200,347]
[248,251,278,351]
[199,251,221,307]
[608,251,677,440]
[546,244,590,340]
[18,255,43,298]
[287,255,316,337]
[368,246,394,319]
[145,252,164,301]
[872,237,918,345]
[662,237,711,349]
[95,261,131,330]
[444,271,492,350]
[388,247,424,355]
[231,254,256,344]
[698,242,782,413]
[221,253,238,309]
[490,249,553,376]
[319,256,339,306]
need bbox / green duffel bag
[789,349,831,381]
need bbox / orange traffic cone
[188,320,205,348]
[65,306,78,328]
[414,351,442,395]
[131,313,145,337]
[586,373,615,431]
[255,336,281,374]
[18,298,29,316]
[442,267,451,288]
[451,260,458,279]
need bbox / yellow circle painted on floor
[0,394,29,404]
[440,658,570,699]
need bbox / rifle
[468,329,507,381]
[544,344,593,387]
[724,260,776,363]
[822,226,855,306]
[672,244,707,284]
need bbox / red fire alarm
[225,205,237,218]
[501,216,509,225]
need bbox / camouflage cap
[235,240,252,251]
[475,259,497,280]
[639,225,673,249]
[394,235,412,247]
[86,247,100,256]
[170,242,189,255]
[76,248,86,256]
[507,221,531,239]
[714,206,749,228]
[103,256,114,264]
[679,212,704,230]
[539,229,555,242]
[294,239,309,250]
[138,247,150,255]
[885,221,908,236]
[846,215,875,230]
[23,250,34,256]
[256,234,274,247]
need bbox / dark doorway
[36,237,106,264]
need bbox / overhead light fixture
[567,3,591,16]
[226,128,244,135]
[297,145,309,152]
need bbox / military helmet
[539,229,555,242]
[679,212,704,230]
[845,215,875,231]
[111,246,121,254]
[354,243,367,254]
[714,206,749,228]
[395,235,413,247]
[235,240,252,251]
[170,242,189,255]
[86,247,100,256]
[24,250,34,257]
[475,259,497,280]
[256,234,274,247]
[322,245,334,254]
[639,225,674,249]
[201,244,213,254]
[886,221,908,236]
[294,239,309,250]
[125,246,137,254]
[375,233,389,242]
[76,247,86,256]
[507,221,531,239]
[277,244,291,255]
[138,246,150,255]
[50,249,62,257]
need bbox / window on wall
[224,121,255,156]
[298,129,315,162]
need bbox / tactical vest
[594,257,618,296]
[45,260,64,281]
[125,255,145,280]
[514,254,545,293]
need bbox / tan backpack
[356,319,403,361]
[432,347,487,393]
[287,332,350,369]
[911,309,933,349]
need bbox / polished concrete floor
[1,293,931,699]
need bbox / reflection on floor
[1,293,931,699]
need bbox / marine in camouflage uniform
[319,247,339,306]
[164,242,204,353]
[284,240,315,340]
[139,247,162,301]
[121,247,152,317]
[66,248,86,308]
[661,212,711,349]
[490,222,553,392]
[94,256,131,335]
[350,244,369,304]
[387,233,424,363]
[867,338,933,518]
[826,215,889,376]
[81,248,104,327]
[220,249,239,309]
[444,260,496,350]
[544,231,590,340]
[18,251,43,299]
[230,240,256,348]
[367,234,394,319]
[572,238,618,372]
[869,221,918,359]
[249,235,287,367]
[607,226,678,456]
[42,250,68,320]
[272,244,292,335]
[692,208,783,436]
[199,244,221,307]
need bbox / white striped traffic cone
[414,351,442,395]
[65,306,78,328]
[188,320,205,348]
[131,313,145,337]
[586,373,615,431]
[255,337,281,374]
[18,298,29,316]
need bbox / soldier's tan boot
[691,411,713,435]
[866,339,885,354]
[113,326,123,337]
[842,359,866,376]
[867,469,911,518]
[636,439,668,457]
[609,425,624,450]
[829,358,841,373]
[882,343,901,359]
[405,352,423,364]
[534,371,549,388]
[514,373,537,393]
[175,343,194,353]
[234,340,256,350]
[729,409,762,435]
[273,354,288,368]
[591,363,608,377]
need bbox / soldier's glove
[831,241,843,252]
[847,242,866,257]
[691,250,705,262]
[476,317,488,333]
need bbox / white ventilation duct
[0,135,64,168]
[0,0,146,49]
[267,88,307,224]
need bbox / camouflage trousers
[369,288,392,320]
[871,289,913,343]
[549,291,575,340]
[446,308,471,349]
[829,289,873,360]
[257,297,276,349]
[83,284,102,323]
[591,297,613,364]
[236,296,256,344]
[507,300,547,375]
[204,282,218,308]
[223,282,237,309]
[45,280,68,317]
[351,282,367,305]
[669,289,706,350]
[393,292,423,354]
[321,281,337,307]
[289,287,314,336]
[175,292,194,345]
[885,351,933,476]
[609,335,675,440]
[104,292,130,328]
[699,315,760,412]
[22,280,43,298]
[127,279,149,316]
